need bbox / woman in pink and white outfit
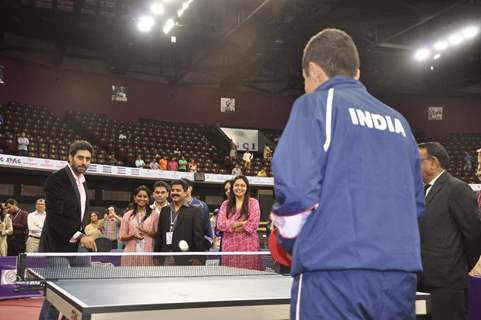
[217,175,262,270]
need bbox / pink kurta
[217,198,262,270]
[119,209,159,266]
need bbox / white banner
[0,154,273,186]
[220,127,259,151]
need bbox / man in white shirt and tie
[26,198,46,253]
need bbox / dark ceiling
[1,0,481,96]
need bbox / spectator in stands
[181,178,213,250]
[188,159,198,172]
[149,158,160,170]
[178,155,188,172]
[151,181,170,212]
[85,212,103,240]
[242,148,253,169]
[107,153,117,166]
[119,185,159,266]
[217,175,262,270]
[159,155,168,171]
[17,132,29,156]
[464,151,474,171]
[232,163,242,176]
[173,147,181,156]
[154,180,206,265]
[263,145,272,160]
[0,203,13,256]
[257,167,267,177]
[229,140,238,160]
[168,156,179,171]
[135,154,145,168]
[5,198,28,256]
[26,198,46,253]
[118,133,127,140]
[418,142,481,319]
[101,206,121,250]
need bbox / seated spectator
[149,158,160,170]
[168,157,179,171]
[159,156,168,170]
[135,155,145,168]
[17,132,29,157]
[178,156,188,172]
[118,133,127,140]
[85,212,103,240]
[0,203,13,256]
[216,176,262,270]
[119,185,159,266]
[188,159,198,172]
[242,149,253,169]
[256,168,267,177]
[232,164,242,176]
[101,206,122,249]
[107,153,117,166]
[173,147,181,156]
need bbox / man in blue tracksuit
[271,28,424,319]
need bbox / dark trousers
[423,287,467,320]
[7,235,26,256]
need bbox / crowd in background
[0,175,264,270]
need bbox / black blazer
[154,204,206,264]
[418,171,481,289]
[39,166,89,252]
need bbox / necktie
[424,184,431,196]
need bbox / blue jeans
[38,256,91,320]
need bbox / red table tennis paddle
[268,229,292,267]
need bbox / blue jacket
[271,76,424,276]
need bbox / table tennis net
[17,252,285,282]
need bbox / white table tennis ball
[178,240,189,252]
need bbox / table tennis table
[24,265,430,320]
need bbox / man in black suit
[39,140,97,320]
[154,179,206,265]
[418,142,481,320]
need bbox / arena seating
[1,102,479,181]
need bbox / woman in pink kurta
[217,175,262,270]
[119,185,159,266]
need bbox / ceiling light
[448,33,463,46]
[433,40,448,51]
[150,2,165,15]
[414,48,431,61]
[137,16,155,33]
[462,26,479,39]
